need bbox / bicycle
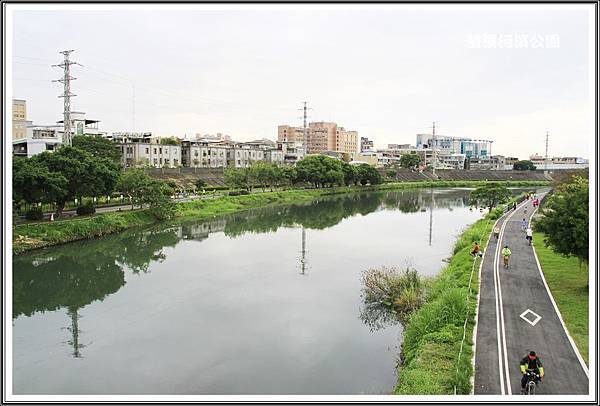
[503,255,510,268]
[524,371,541,395]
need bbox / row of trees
[13,136,175,220]
[224,155,384,191]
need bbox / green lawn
[533,232,588,365]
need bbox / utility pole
[298,102,311,155]
[300,227,307,275]
[52,50,78,147]
[545,131,549,174]
[132,84,136,132]
[431,121,437,178]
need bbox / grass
[13,180,548,255]
[532,232,589,365]
[394,199,519,395]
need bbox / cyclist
[521,218,528,232]
[501,245,511,268]
[493,226,500,240]
[526,227,533,245]
[520,351,544,394]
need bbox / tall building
[277,121,358,155]
[12,99,31,140]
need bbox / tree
[513,160,536,171]
[400,153,421,170]
[36,147,120,215]
[341,162,357,186]
[279,166,297,189]
[536,176,588,268]
[159,136,181,145]
[118,169,153,209]
[469,184,511,212]
[142,179,176,220]
[296,155,344,188]
[13,156,68,210]
[225,168,250,191]
[248,161,274,191]
[72,135,122,165]
[355,164,383,186]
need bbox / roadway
[474,195,589,395]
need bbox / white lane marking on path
[519,309,542,326]
[529,204,590,379]
[495,199,528,395]
[471,214,502,394]
[493,221,506,395]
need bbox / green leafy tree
[536,176,588,268]
[118,169,152,209]
[142,179,176,220]
[296,155,344,188]
[37,147,120,215]
[159,136,181,145]
[341,162,357,186]
[400,153,421,170]
[469,184,511,212]
[513,160,537,171]
[72,135,122,165]
[355,164,383,185]
[225,167,250,191]
[279,166,297,189]
[13,156,68,210]
[248,161,274,191]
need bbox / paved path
[474,195,589,395]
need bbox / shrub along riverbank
[532,232,589,365]
[393,194,531,394]
[13,180,547,255]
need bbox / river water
[12,187,519,395]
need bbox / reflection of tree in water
[359,300,400,332]
[12,226,181,357]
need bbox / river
[12,187,529,395]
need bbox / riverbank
[532,232,589,365]
[393,206,501,394]
[13,180,547,255]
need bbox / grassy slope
[394,208,502,394]
[13,180,547,255]
[533,232,589,365]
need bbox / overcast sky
[9,4,594,158]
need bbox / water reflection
[11,188,498,359]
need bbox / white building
[12,112,106,157]
[276,140,305,165]
[181,140,228,168]
[115,132,182,168]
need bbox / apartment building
[115,133,182,168]
[277,140,305,165]
[181,140,228,168]
[12,99,31,141]
[277,121,358,155]
[360,137,374,153]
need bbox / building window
[145,148,149,154]
[154,148,157,154]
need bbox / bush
[76,204,96,216]
[149,202,176,221]
[228,190,250,196]
[25,209,44,221]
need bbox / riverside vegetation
[360,187,526,395]
[13,180,546,254]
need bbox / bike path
[474,197,588,395]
